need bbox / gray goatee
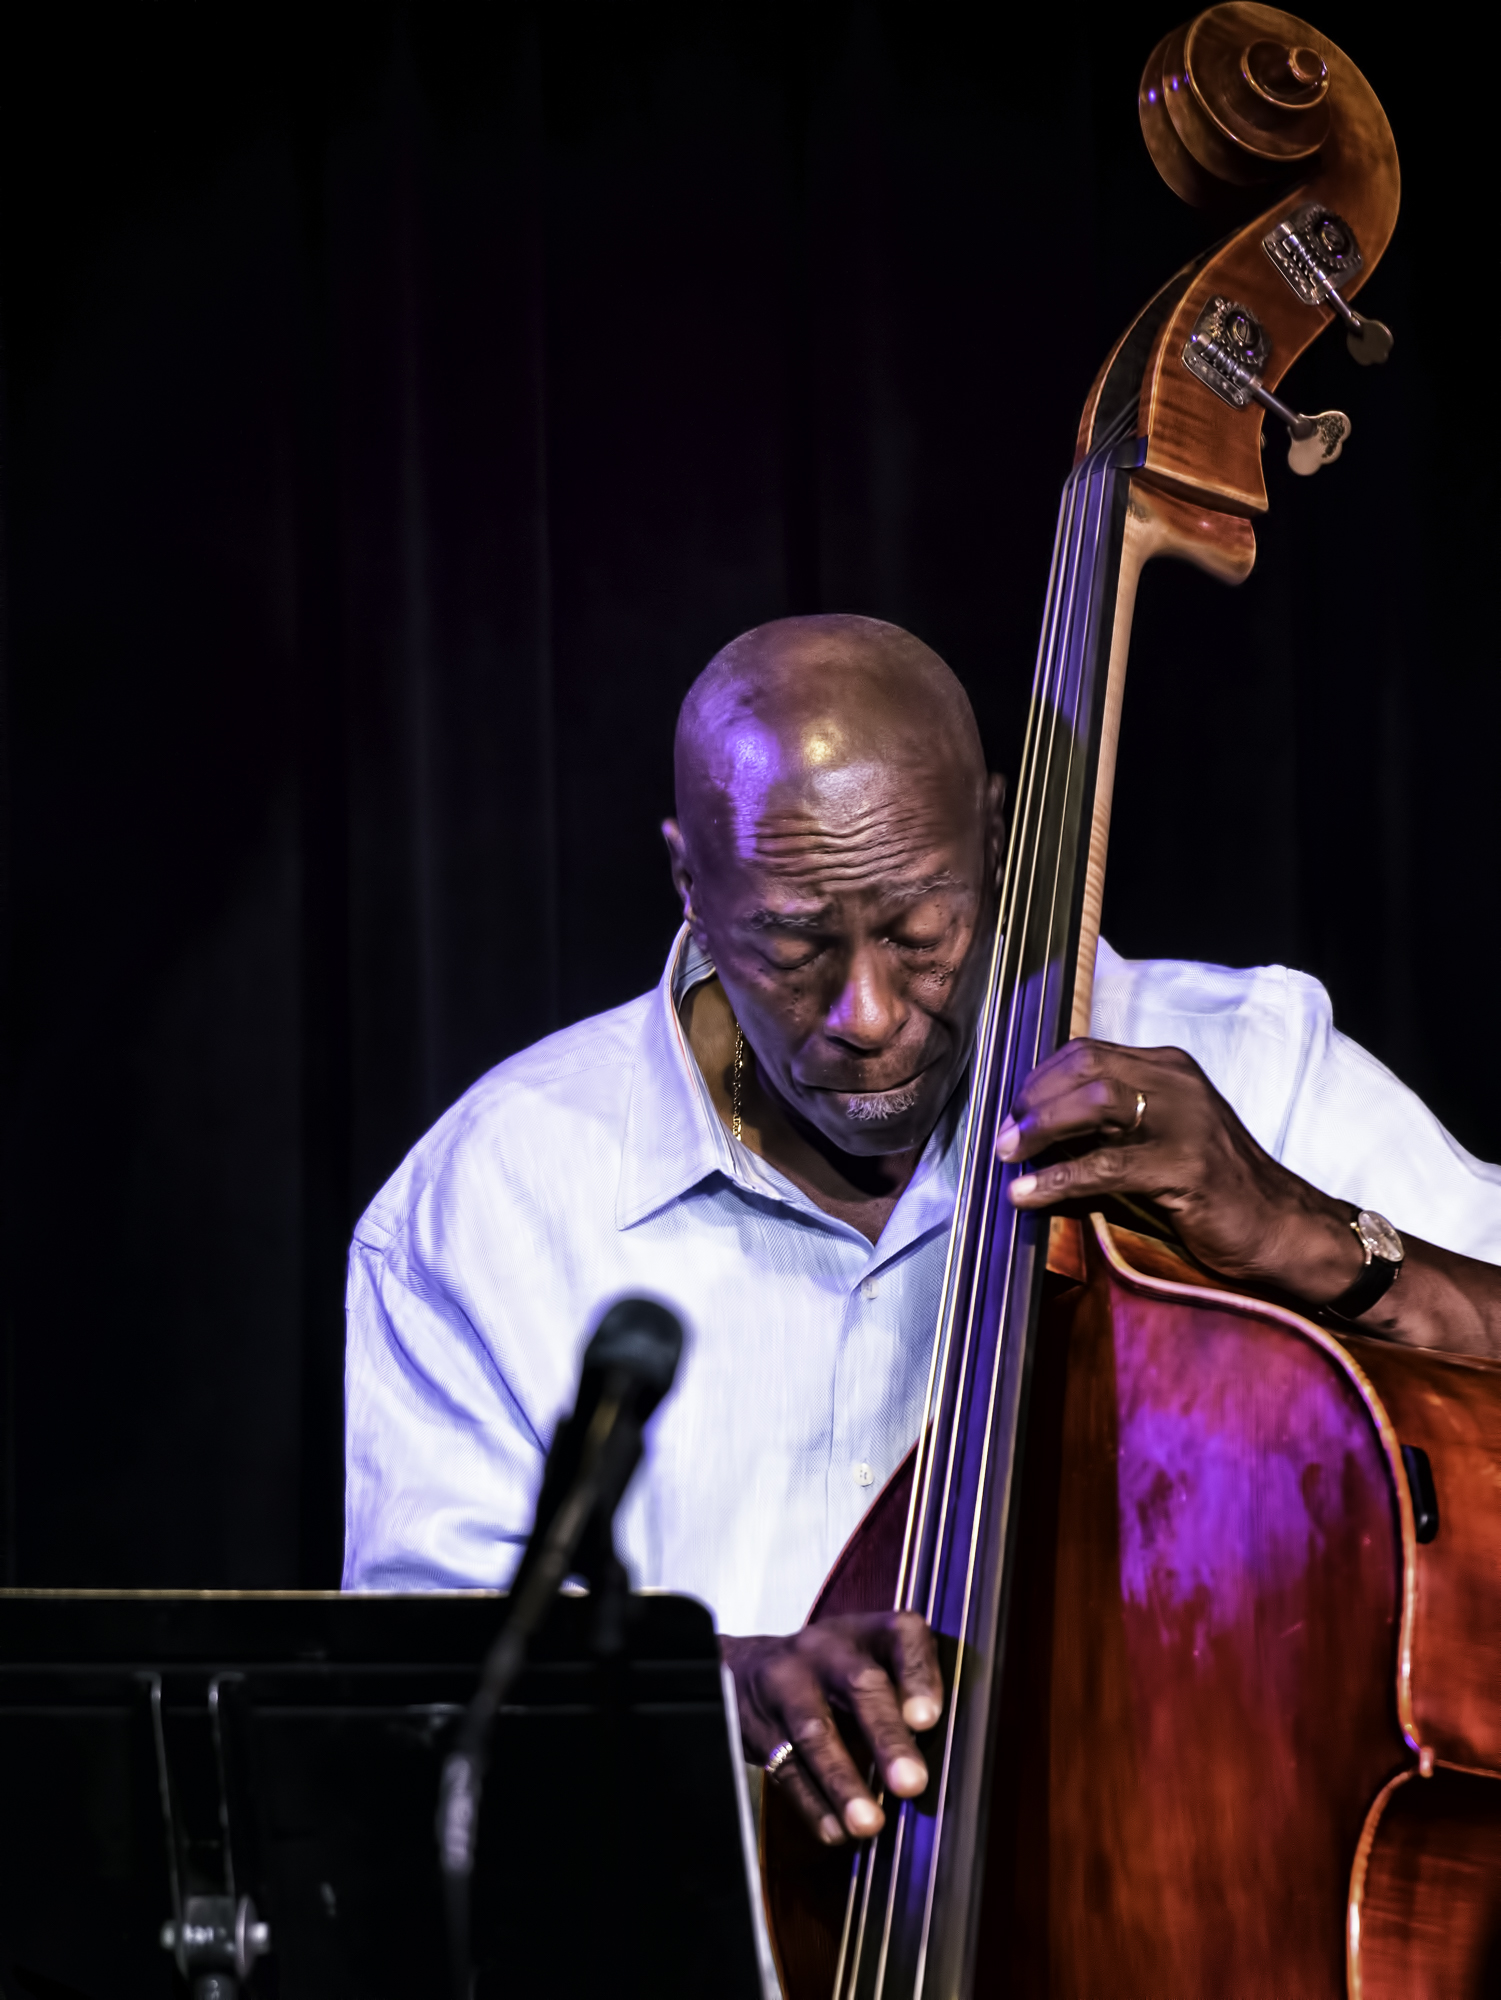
[842,1084,921,1125]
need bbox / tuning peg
[1332,299,1394,367]
[1263,205,1394,366]
[1249,377,1350,475]
[1182,298,1350,475]
[1285,411,1351,475]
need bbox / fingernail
[903,1695,940,1731]
[996,1118,1018,1160]
[1009,1174,1037,1200]
[819,1815,845,1846]
[890,1755,928,1796]
[846,1798,885,1837]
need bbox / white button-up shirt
[343,931,1501,1633]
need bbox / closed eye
[761,935,827,970]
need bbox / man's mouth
[840,1081,924,1124]
[807,1068,931,1124]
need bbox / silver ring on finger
[1130,1089,1147,1133]
[764,1739,796,1779]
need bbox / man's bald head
[674,614,987,854]
[663,614,1003,1160]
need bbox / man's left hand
[722,1614,941,1846]
[997,1038,1365,1306]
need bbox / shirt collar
[616,927,968,1260]
[615,926,743,1229]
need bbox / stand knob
[161,1894,271,1988]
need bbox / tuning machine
[1263,204,1394,365]
[1182,297,1350,475]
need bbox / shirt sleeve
[342,1233,545,1591]
[1274,1002,1501,1264]
[1093,939,1501,1265]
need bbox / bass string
[891,458,1086,1623]
[870,431,1127,1999]
[851,517,1091,1991]
[920,424,1102,1576]
[838,463,1089,2000]
[921,435,1109,1632]
[887,460,1081,1671]
[914,471,1085,1620]
[916,441,1118,1916]
[934,422,1130,1622]
[840,438,1112,2000]
[940,438,1122,1689]
[1016,440,1123,1093]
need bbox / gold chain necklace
[731,1025,746,1143]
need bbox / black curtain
[0,2,1493,1588]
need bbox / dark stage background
[0,3,1494,1588]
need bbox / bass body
[766,1217,1501,1997]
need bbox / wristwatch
[1322,1209,1404,1323]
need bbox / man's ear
[661,818,701,936]
[985,773,1009,893]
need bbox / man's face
[669,734,1003,1158]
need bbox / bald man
[344,614,1501,1850]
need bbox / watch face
[1357,1209,1405,1264]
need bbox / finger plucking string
[829,1639,930,1802]
[996,1074,1150,1164]
[771,1655,886,1837]
[769,1757,846,1847]
[1009,1143,1144,1207]
[877,1609,944,1734]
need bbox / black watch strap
[1322,1249,1400,1324]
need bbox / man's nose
[826,948,904,1051]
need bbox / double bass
[763,7,1501,1995]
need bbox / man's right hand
[721,1612,944,1845]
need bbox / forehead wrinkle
[743,867,967,935]
[732,754,964,845]
[753,854,942,897]
[750,858,971,901]
[750,791,956,849]
[752,825,948,865]
[747,808,967,885]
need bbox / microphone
[437,1298,684,1997]
[507,1296,683,1609]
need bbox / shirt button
[860,1276,880,1300]
[853,1462,875,1487]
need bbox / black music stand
[0,1589,777,2000]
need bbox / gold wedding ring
[764,1740,796,1779]
[1130,1089,1148,1133]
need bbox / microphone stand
[436,1301,682,2000]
